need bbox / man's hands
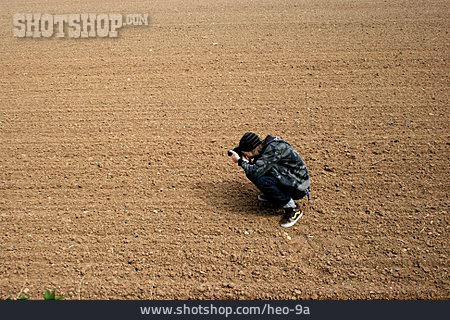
[229,150,248,164]
[229,150,240,163]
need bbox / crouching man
[229,132,310,228]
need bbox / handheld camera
[227,146,242,157]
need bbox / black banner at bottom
[0,300,448,320]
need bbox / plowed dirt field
[0,0,449,299]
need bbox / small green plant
[43,289,64,300]
[2,289,64,300]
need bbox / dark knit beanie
[238,132,262,152]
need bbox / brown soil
[0,0,449,299]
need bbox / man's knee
[255,175,277,188]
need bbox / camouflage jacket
[239,135,310,191]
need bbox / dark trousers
[247,174,309,208]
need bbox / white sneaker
[280,207,303,228]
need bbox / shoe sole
[280,210,304,228]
